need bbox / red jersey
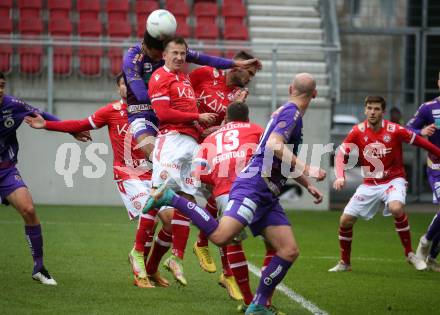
[338,119,415,185]
[45,100,151,181]
[149,66,200,141]
[197,122,263,197]
[189,66,238,128]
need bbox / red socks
[171,209,190,259]
[394,213,413,256]
[134,210,157,252]
[338,226,353,265]
[146,228,172,275]
[227,243,253,305]
[219,246,233,276]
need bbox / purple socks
[170,195,219,236]
[252,255,292,306]
[25,224,44,274]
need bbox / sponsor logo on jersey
[216,91,225,99]
[387,123,396,132]
[154,74,160,81]
[364,136,369,142]
[187,202,195,209]
[364,142,392,158]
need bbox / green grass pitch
[0,205,439,314]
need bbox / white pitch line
[248,263,329,315]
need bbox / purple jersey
[407,97,440,166]
[122,43,235,137]
[0,95,58,167]
[238,103,303,195]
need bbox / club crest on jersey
[133,201,142,210]
[144,63,152,72]
[383,134,391,143]
[160,170,168,180]
[4,117,14,128]
[154,74,160,81]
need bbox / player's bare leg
[388,201,427,270]
[329,213,356,272]
[8,187,57,285]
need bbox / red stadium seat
[195,23,219,40]
[48,0,71,20]
[108,20,132,38]
[0,17,13,34]
[53,47,72,75]
[19,18,43,35]
[78,20,102,37]
[166,0,190,19]
[0,46,13,73]
[19,46,43,74]
[107,0,129,22]
[49,20,73,75]
[18,0,42,19]
[223,23,249,40]
[175,20,191,37]
[136,22,146,39]
[49,19,72,37]
[135,0,159,27]
[79,47,103,76]
[223,0,244,6]
[108,48,123,76]
[222,4,247,25]
[194,2,218,25]
[0,0,12,18]
[77,0,100,21]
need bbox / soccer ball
[146,9,177,40]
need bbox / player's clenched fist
[333,178,345,191]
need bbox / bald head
[290,73,316,98]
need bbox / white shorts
[116,179,169,220]
[215,194,229,217]
[152,132,199,195]
[344,177,407,220]
[216,193,248,241]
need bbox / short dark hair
[364,95,386,110]
[115,73,124,86]
[163,37,188,50]
[0,72,5,80]
[233,50,254,61]
[227,101,249,122]
[143,31,165,51]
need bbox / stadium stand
[78,20,103,76]
[107,0,129,22]
[18,0,42,19]
[0,0,12,18]
[19,18,44,74]
[77,0,100,21]
[194,2,218,25]
[0,17,13,73]
[49,19,73,75]
[48,0,71,20]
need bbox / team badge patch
[160,170,168,180]
[4,117,14,128]
[133,201,142,210]
[383,134,391,143]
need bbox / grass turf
[0,205,439,315]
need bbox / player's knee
[19,204,37,222]
[340,215,355,228]
[388,204,404,216]
[279,246,299,262]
